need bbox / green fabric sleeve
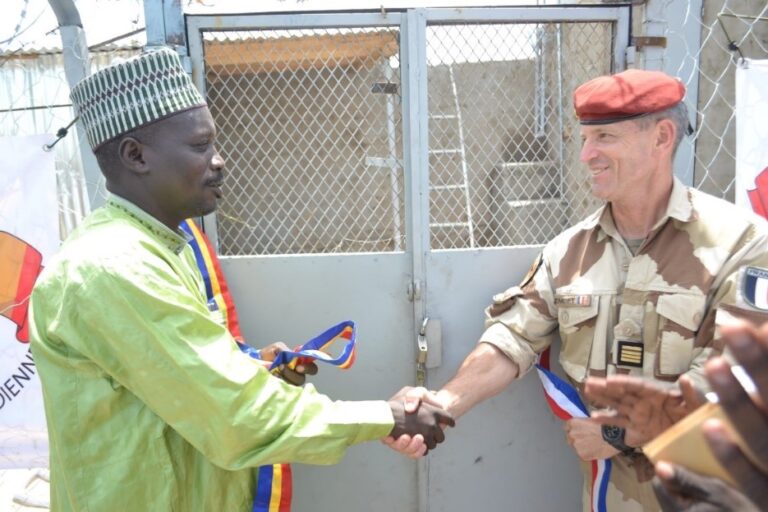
[48,248,393,470]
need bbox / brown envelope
[643,401,766,487]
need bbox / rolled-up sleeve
[479,252,559,378]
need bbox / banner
[0,135,59,468]
[736,59,768,219]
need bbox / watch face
[602,424,623,442]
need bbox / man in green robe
[29,47,452,512]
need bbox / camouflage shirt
[480,178,768,511]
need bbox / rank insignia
[616,341,643,368]
[743,266,768,311]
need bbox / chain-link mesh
[666,0,768,201]
[203,28,405,255]
[426,21,612,249]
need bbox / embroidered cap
[70,48,206,151]
[573,69,685,125]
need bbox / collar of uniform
[658,176,696,226]
[106,194,191,254]
[644,176,697,233]
[595,205,619,243]
[595,176,695,243]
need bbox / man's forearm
[436,342,519,419]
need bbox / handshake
[383,387,454,458]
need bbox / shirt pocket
[556,291,601,382]
[655,293,706,378]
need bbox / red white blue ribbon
[536,349,611,512]
[268,320,357,373]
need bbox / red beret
[573,69,685,125]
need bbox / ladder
[428,64,475,248]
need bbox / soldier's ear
[655,118,676,155]
[118,137,149,176]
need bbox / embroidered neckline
[106,196,190,254]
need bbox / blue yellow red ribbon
[180,219,292,512]
[536,348,611,512]
[268,320,357,374]
[179,219,244,343]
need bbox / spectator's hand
[386,387,455,456]
[564,418,619,461]
[381,387,449,458]
[260,342,318,386]
[700,322,768,506]
[585,374,702,445]
[653,462,761,512]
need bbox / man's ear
[118,137,149,175]
[655,118,676,155]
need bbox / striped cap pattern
[70,48,206,150]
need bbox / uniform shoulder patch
[520,252,544,289]
[743,266,768,311]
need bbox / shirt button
[562,311,570,323]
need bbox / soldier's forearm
[437,342,519,419]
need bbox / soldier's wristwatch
[601,425,635,455]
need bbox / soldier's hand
[387,394,455,453]
[260,342,318,386]
[585,374,702,445]
[382,386,452,457]
[653,462,761,512]
[564,418,619,461]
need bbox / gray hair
[634,102,691,157]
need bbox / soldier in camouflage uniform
[384,69,768,510]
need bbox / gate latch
[416,317,429,385]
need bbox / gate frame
[183,7,631,511]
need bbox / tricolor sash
[536,348,611,512]
[268,320,357,374]
[180,219,292,512]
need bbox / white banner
[736,59,768,219]
[0,135,59,469]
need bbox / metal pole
[402,9,430,512]
[556,24,564,200]
[48,0,105,209]
[384,61,403,251]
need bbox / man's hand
[699,322,768,506]
[584,374,702,445]
[381,387,449,458]
[653,462,761,512]
[651,321,768,511]
[383,387,454,457]
[564,418,619,461]
[260,342,318,386]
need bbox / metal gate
[186,6,630,511]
